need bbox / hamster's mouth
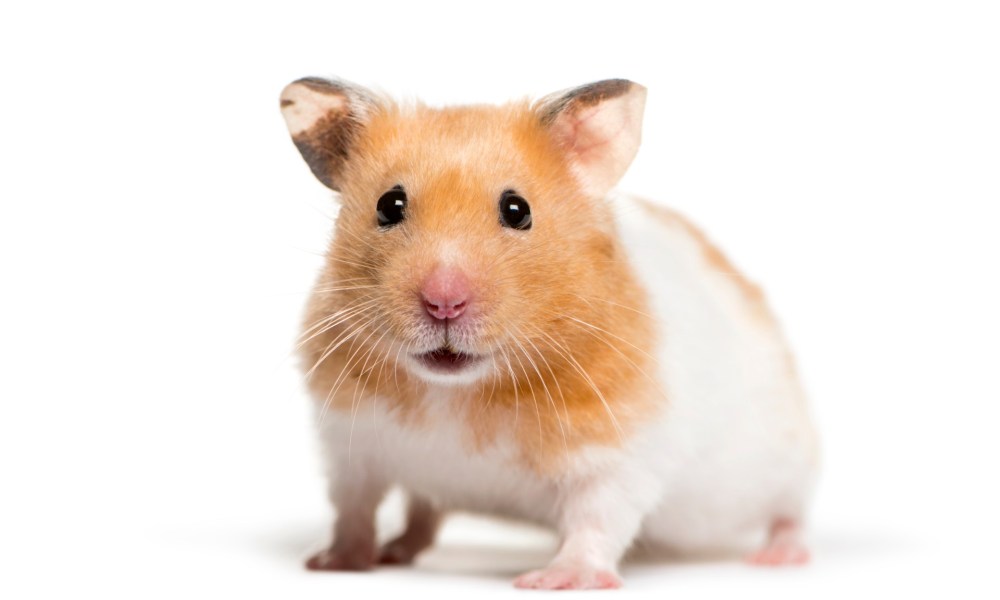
[416,346,482,374]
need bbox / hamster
[278,77,819,590]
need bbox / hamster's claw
[745,544,810,566]
[513,566,623,590]
[377,537,424,565]
[305,545,376,571]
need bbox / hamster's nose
[421,266,470,321]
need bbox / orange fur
[633,198,775,324]
[299,101,660,473]
[629,199,808,399]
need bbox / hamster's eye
[499,190,532,230]
[376,185,407,227]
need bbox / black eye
[376,185,407,227]
[499,190,532,230]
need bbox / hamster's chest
[339,395,558,522]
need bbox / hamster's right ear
[279,77,376,191]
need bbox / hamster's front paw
[377,497,440,566]
[377,536,426,565]
[514,565,623,590]
[304,543,376,571]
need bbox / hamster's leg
[514,471,656,590]
[378,494,443,565]
[744,518,810,566]
[305,456,388,571]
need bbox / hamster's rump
[614,196,818,552]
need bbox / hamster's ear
[538,79,647,198]
[279,77,376,191]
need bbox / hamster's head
[281,78,646,388]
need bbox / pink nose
[421,266,470,321]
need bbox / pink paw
[305,546,376,571]
[514,566,622,590]
[745,543,810,567]
[746,518,810,567]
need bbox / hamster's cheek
[378,284,429,341]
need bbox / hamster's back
[615,195,819,552]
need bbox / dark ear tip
[540,79,644,124]
[291,76,351,96]
[597,78,635,88]
[568,79,638,104]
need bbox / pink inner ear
[551,96,642,196]
[552,101,635,176]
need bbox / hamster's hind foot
[744,518,810,567]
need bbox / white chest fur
[315,390,562,525]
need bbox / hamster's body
[615,198,817,552]
[313,195,816,553]
[280,77,818,589]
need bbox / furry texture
[279,77,819,589]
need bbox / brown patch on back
[633,199,810,416]
[635,197,774,324]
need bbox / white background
[2,1,998,597]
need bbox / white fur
[613,195,818,553]
[313,194,818,572]
[402,355,493,387]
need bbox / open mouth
[416,346,482,374]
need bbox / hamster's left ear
[279,77,377,191]
[538,79,647,198]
